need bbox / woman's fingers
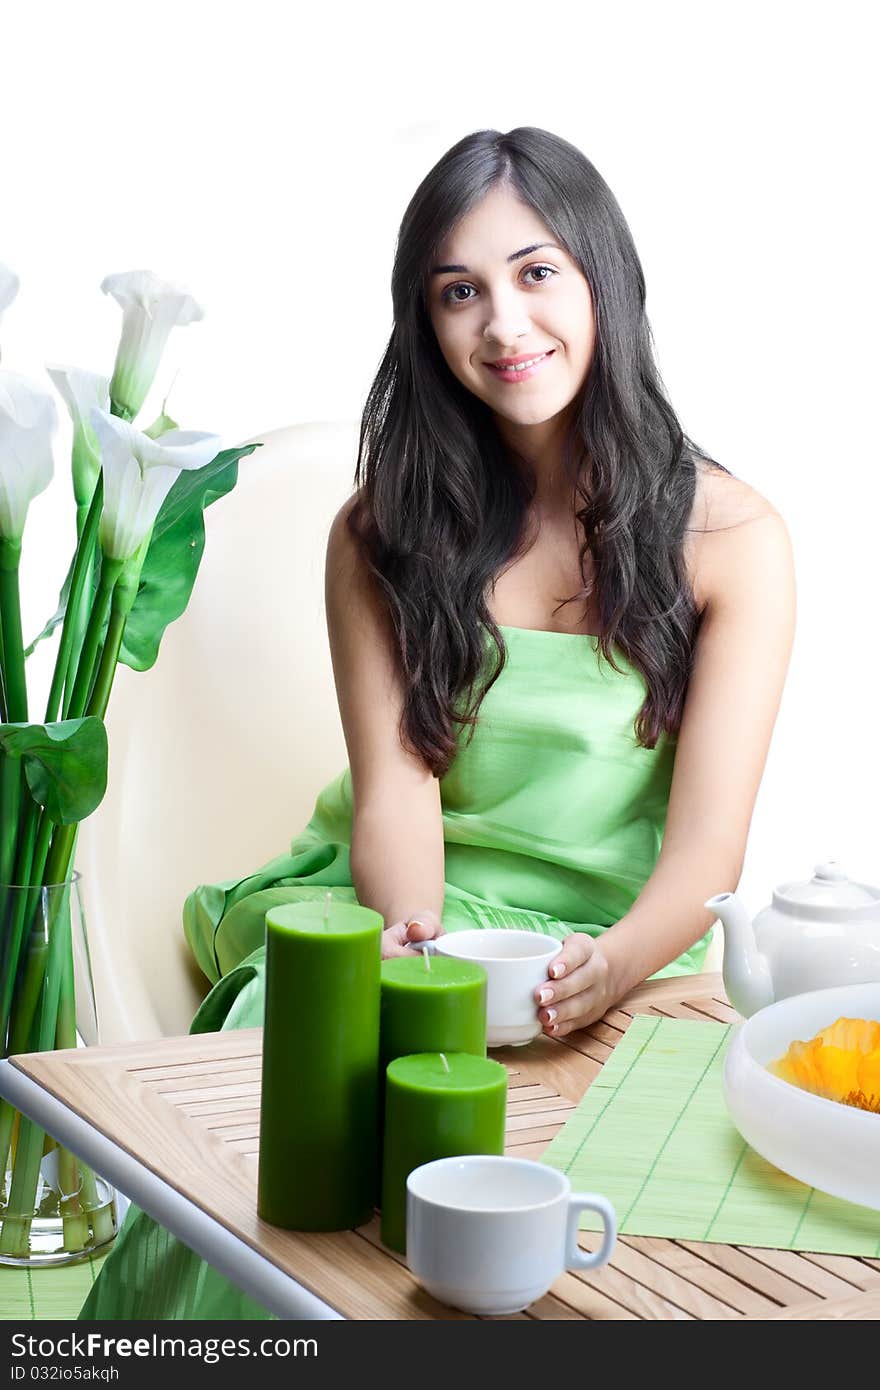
[405,914,443,943]
[382,912,444,957]
[534,934,594,1007]
[382,922,417,958]
[537,957,600,1018]
[534,936,612,1036]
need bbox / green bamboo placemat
[541,1014,880,1256]
[0,1249,109,1320]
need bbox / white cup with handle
[406,1154,617,1315]
[426,928,563,1046]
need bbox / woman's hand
[381,908,445,959]
[534,934,617,1037]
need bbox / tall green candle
[380,1051,507,1253]
[258,898,383,1231]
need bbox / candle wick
[422,944,432,972]
[439,1052,450,1074]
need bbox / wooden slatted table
[3,970,880,1320]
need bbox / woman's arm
[325,495,445,955]
[536,501,797,1034]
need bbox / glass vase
[0,874,118,1265]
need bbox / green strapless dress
[79,625,712,1321]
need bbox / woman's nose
[482,289,531,351]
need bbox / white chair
[77,421,360,1042]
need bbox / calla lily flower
[0,263,20,324]
[0,370,57,541]
[771,1016,880,1113]
[89,407,220,561]
[101,270,204,421]
[46,365,111,508]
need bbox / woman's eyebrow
[429,242,562,275]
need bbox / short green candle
[380,953,488,1064]
[380,1051,508,1253]
[258,898,383,1231]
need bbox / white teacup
[407,1155,616,1315]
[431,929,563,1047]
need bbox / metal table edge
[0,1058,344,1321]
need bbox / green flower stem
[64,550,97,716]
[0,615,7,724]
[0,539,27,918]
[55,932,114,1248]
[2,557,135,1244]
[0,881,71,1255]
[0,807,37,1043]
[0,817,49,1181]
[0,814,51,1059]
[0,825,75,1142]
[0,1110,44,1254]
[0,812,60,1195]
[0,538,28,723]
[44,479,104,726]
[85,565,139,723]
[63,556,123,722]
[54,939,89,1251]
[0,755,20,886]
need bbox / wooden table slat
[673,1239,838,1307]
[735,1246,870,1300]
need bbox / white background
[2,0,877,917]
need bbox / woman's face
[426,182,596,435]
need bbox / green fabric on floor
[80,626,712,1320]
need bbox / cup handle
[564,1193,617,1271]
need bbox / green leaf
[116,443,261,671]
[0,718,108,824]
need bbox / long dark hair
[349,126,733,777]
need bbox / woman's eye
[440,264,558,305]
[522,265,557,285]
[442,283,476,304]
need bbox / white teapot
[704,861,880,1017]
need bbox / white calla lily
[0,370,57,541]
[101,270,204,421]
[89,407,220,561]
[0,263,20,324]
[46,365,111,507]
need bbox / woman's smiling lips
[484,349,555,383]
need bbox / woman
[81,126,795,1319]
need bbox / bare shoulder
[327,489,362,549]
[326,489,369,587]
[689,462,792,614]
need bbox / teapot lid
[775,861,880,916]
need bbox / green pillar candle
[380,954,488,1065]
[377,953,488,1201]
[380,1051,507,1253]
[258,898,383,1231]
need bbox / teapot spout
[704,890,774,1018]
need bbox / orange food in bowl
[770,1017,880,1113]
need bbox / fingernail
[538,987,553,1005]
[550,962,565,978]
[544,1007,557,1023]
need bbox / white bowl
[723,983,880,1210]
